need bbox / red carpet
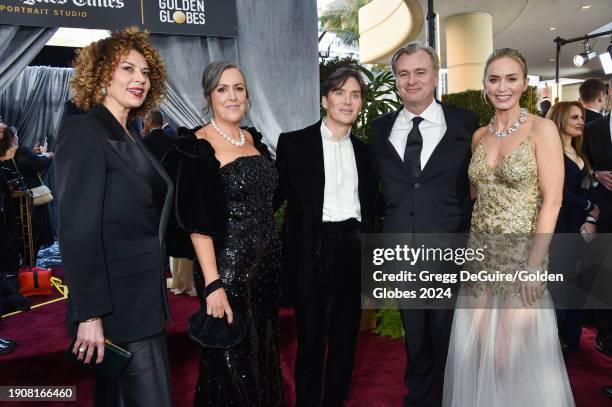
[1,284,611,406]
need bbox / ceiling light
[573,40,596,67]
[580,5,591,9]
[549,27,557,31]
[549,58,555,62]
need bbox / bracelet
[586,219,597,225]
[205,279,224,297]
[586,216,597,224]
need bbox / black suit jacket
[584,115,612,223]
[273,121,378,297]
[371,103,479,233]
[143,128,176,161]
[55,105,174,343]
[585,109,602,124]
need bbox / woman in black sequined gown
[164,62,283,406]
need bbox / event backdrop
[0,0,237,36]
[152,0,320,153]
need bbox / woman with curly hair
[55,27,174,406]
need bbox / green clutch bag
[66,339,133,380]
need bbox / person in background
[0,126,54,261]
[579,79,606,123]
[0,122,19,354]
[55,27,173,406]
[142,109,176,161]
[547,101,598,352]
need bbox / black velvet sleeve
[163,133,226,257]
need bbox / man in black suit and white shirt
[579,79,606,123]
[371,43,479,407]
[274,67,378,407]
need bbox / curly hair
[70,27,166,118]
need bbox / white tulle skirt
[442,288,575,407]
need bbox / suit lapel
[420,103,465,177]
[307,121,325,221]
[378,109,411,177]
[351,136,370,213]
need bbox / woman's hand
[519,280,541,307]
[72,318,105,364]
[205,283,233,324]
[581,222,596,234]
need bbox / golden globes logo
[159,0,205,25]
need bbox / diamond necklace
[211,118,245,146]
[488,108,527,138]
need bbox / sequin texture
[464,134,546,300]
[193,154,283,406]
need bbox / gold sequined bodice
[465,133,545,300]
[468,134,540,233]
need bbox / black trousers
[94,332,172,407]
[400,309,453,407]
[596,216,612,347]
[294,219,362,407]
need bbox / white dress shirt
[320,120,361,222]
[388,100,447,169]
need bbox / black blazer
[55,105,174,344]
[371,103,479,233]
[584,115,612,222]
[585,109,602,124]
[273,121,378,297]
[143,128,176,161]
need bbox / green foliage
[318,0,371,46]
[372,308,404,339]
[319,59,401,144]
[441,86,539,127]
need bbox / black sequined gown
[192,154,283,407]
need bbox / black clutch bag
[187,309,247,349]
[66,339,133,380]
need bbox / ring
[78,347,85,353]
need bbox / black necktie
[403,116,424,179]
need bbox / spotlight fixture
[580,5,591,10]
[573,40,596,67]
[549,27,557,31]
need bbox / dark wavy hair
[0,126,16,157]
[70,27,166,118]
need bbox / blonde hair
[70,27,166,118]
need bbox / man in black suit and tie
[142,109,176,161]
[579,79,606,123]
[274,67,378,407]
[371,43,479,407]
[583,95,612,399]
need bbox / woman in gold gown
[442,49,575,407]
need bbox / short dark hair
[579,79,606,103]
[148,109,164,127]
[321,67,366,99]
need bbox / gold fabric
[464,134,546,300]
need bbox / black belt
[321,218,360,233]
